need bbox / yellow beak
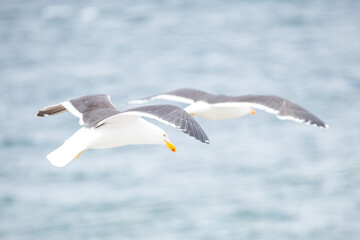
[164,140,176,152]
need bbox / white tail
[47,128,92,167]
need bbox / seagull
[37,94,209,167]
[127,88,328,128]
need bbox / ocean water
[1,0,359,239]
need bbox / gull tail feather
[47,128,92,167]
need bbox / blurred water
[1,0,360,239]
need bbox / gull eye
[163,134,167,137]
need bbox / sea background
[0,0,359,239]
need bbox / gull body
[185,101,253,120]
[80,116,169,149]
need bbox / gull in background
[127,88,328,128]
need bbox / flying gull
[37,94,209,167]
[127,88,328,128]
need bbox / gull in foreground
[127,88,328,128]
[37,94,209,167]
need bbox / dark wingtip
[195,125,210,144]
[37,111,44,117]
[317,122,329,129]
[312,117,328,129]
[201,131,210,144]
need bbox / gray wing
[126,88,216,105]
[37,94,120,128]
[212,95,328,128]
[121,104,210,143]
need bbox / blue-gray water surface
[1,0,359,239]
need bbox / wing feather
[37,94,120,128]
[98,104,210,143]
[213,95,328,128]
[126,88,216,105]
